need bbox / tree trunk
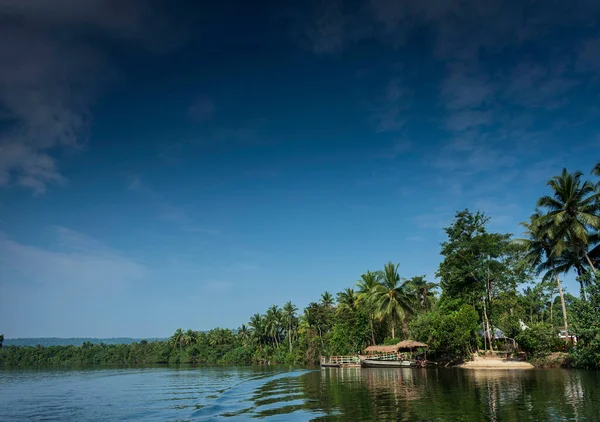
[555,273,569,347]
[550,299,553,329]
[483,297,493,351]
[289,324,292,352]
[584,253,596,273]
[370,317,376,346]
[391,319,395,339]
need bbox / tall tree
[249,313,265,348]
[406,275,437,311]
[537,168,600,277]
[437,210,520,349]
[265,305,282,348]
[356,270,381,345]
[282,301,298,352]
[372,262,412,339]
[336,288,359,313]
[320,291,335,308]
[516,213,569,344]
[170,328,184,351]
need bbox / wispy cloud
[370,78,411,133]
[0,0,185,194]
[0,227,147,292]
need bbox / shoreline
[458,356,535,369]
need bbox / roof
[364,344,401,353]
[395,340,428,349]
[364,340,428,353]
[478,327,506,339]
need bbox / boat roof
[364,340,428,353]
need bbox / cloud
[0,0,184,194]
[0,227,147,292]
[370,78,411,133]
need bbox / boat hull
[360,358,417,368]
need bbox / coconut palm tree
[356,270,380,345]
[282,301,298,352]
[237,325,251,348]
[537,168,600,274]
[515,213,569,343]
[249,313,265,348]
[320,291,335,308]
[336,288,359,313]
[265,305,282,348]
[372,262,412,339]
[406,275,437,311]
[183,329,198,347]
[170,328,184,351]
[592,161,600,177]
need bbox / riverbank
[459,355,534,369]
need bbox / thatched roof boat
[364,340,428,354]
[360,340,430,368]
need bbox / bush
[515,323,562,357]
[409,304,479,361]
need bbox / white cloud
[0,0,184,194]
[0,227,147,292]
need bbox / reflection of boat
[359,340,430,368]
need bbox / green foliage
[569,283,600,368]
[515,323,563,357]
[409,305,479,361]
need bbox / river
[1,366,598,420]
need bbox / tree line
[2,162,600,368]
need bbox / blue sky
[1,0,599,338]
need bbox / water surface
[1,366,598,421]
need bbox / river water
[1,366,598,421]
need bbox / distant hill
[4,337,167,347]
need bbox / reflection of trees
[297,368,599,421]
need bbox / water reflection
[1,366,599,421]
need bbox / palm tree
[265,305,282,348]
[515,213,569,344]
[183,329,198,347]
[406,275,437,311]
[320,291,335,307]
[237,324,251,348]
[372,262,412,339]
[249,313,265,348]
[336,288,359,313]
[356,270,380,345]
[282,301,298,352]
[592,161,600,177]
[537,168,600,275]
[170,328,184,351]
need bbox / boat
[358,340,430,368]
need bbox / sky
[1,0,599,338]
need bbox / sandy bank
[459,356,534,369]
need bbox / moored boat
[359,340,431,368]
